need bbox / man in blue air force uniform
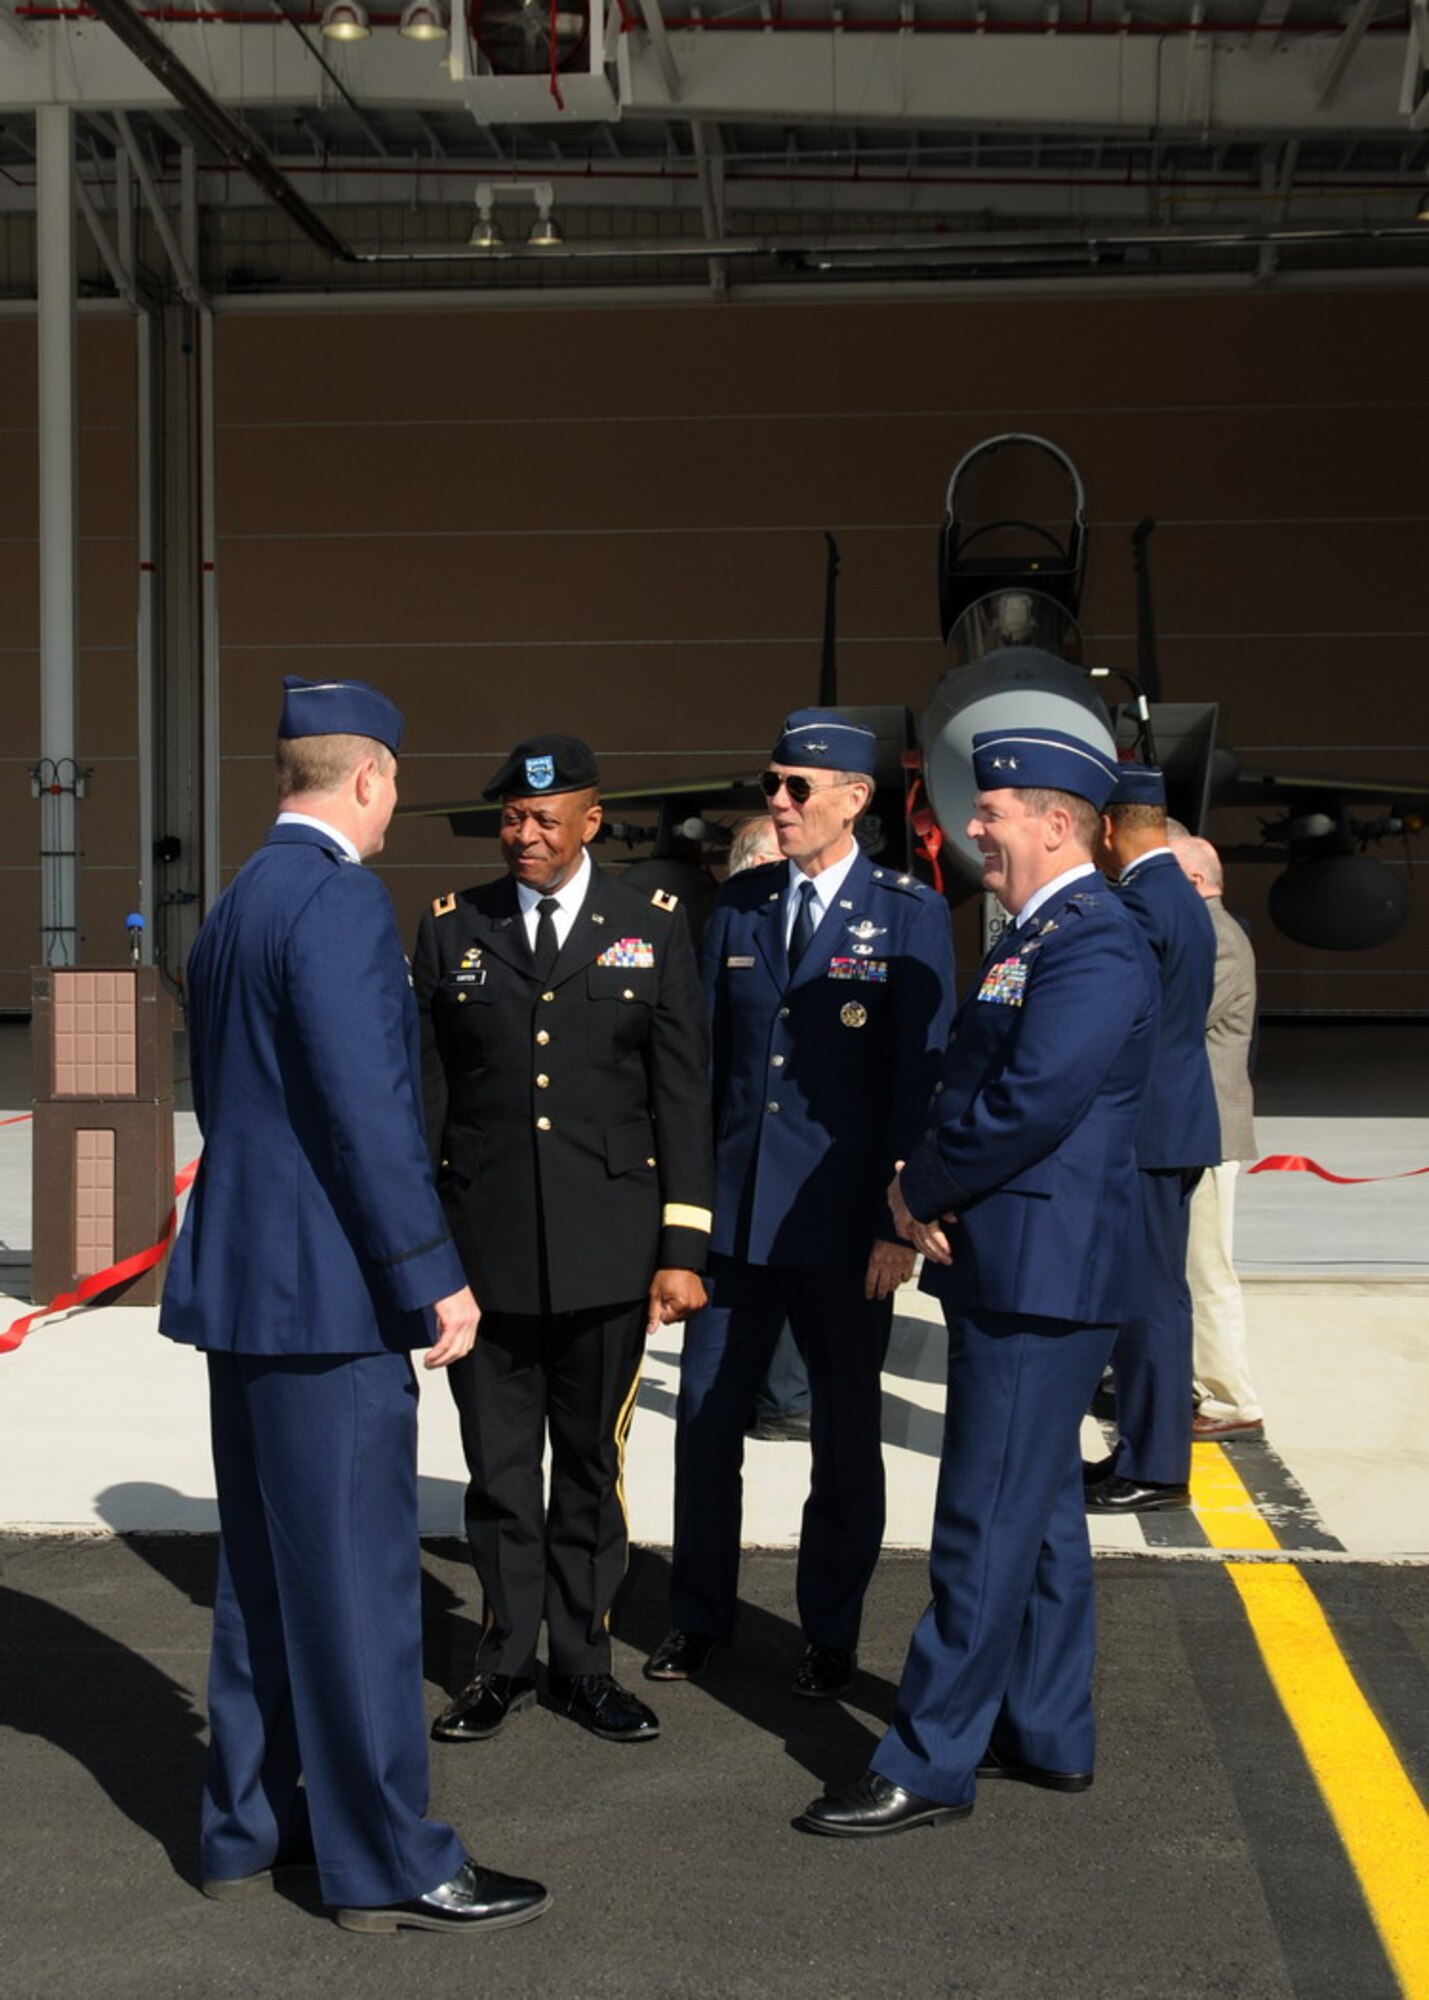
[798,724,1159,1837]
[647,710,956,1699]
[1084,763,1220,1514]
[161,676,548,1936]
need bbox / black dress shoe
[1086,1474,1191,1513]
[431,1673,536,1743]
[644,1629,723,1681]
[977,1747,1094,1792]
[747,1409,813,1442]
[795,1771,973,1838]
[792,1644,857,1699]
[336,1858,551,1935]
[548,1671,660,1742]
[1082,1453,1117,1485]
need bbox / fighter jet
[921,432,1428,951]
[400,433,1427,952]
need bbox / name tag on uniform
[828,957,888,983]
[726,955,756,968]
[978,956,1027,1006]
[452,968,487,986]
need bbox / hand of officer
[888,1165,955,1268]
[865,1238,916,1300]
[646,1269,708,1338]
[424,1285,480,1369]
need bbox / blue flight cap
[1105,762,1168,809]
[971,727,1120,810]
[770,708,878,777]
[279,675,404,756]
[482,733,601,802]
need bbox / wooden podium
[30,967,178,1308]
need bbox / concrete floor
[1,1019,1425,1555]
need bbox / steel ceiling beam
[1318,0,1384,110]
[86,0,358,263]
[0,22,1414,138]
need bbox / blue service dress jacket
[900,875,1161,1322]
[162,822,466,1355]
[703,850,956,1264]
[1114,848,1221,1171]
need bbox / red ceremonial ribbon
[1248,1154,1429,1186]
[0,1157,199,1356]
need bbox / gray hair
[1169,831,1224,893]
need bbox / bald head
[1170,832,1224,899]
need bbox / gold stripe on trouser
[602,1351,645,1632]
[1190,1443,1429,1998]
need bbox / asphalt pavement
[3,1534,1424,2000]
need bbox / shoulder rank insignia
[432,892,456,917]
[651,887,680,912]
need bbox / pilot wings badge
[846,920,887,944]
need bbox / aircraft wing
[395,771,766,841]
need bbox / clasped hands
[888,1163,957,1268]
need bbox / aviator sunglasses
[760,771,849,806]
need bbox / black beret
[482,733,601,802]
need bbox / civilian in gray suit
[1171,834,1265,1442]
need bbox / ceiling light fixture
[320,0,371,40]
[469,184,503,249]
[528,184,563,248]
[467,180,565,253]
[398,0,447,40]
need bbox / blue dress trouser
[755,1323,812,1423]
[872,1308,1115,1806]
[1108,1167,1200,1486]
[203,1350,465,1909]
[671,1255,892,1651]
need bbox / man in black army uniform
[412,734,714,1746]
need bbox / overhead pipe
[22,157,1426,199]
[352,218,1429,259]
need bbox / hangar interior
[1,0,1426,1013]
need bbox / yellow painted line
[1190,1440,1281,1552]
[1188,1443,1429,1998]
[1228,1564,1429,2000]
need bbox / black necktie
[788,879,818,974]
[533,896,562,983]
